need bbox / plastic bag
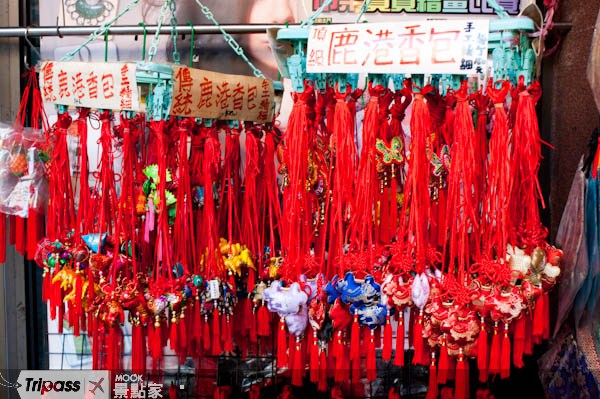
[0,124,49,217]
[554,158,589,336]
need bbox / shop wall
[544,0,600,239]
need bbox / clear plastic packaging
[0,124,49,217]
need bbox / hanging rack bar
[0,21,572,39]
[0,24,291,38]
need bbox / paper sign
[39,61,140,111]
[170,66,274,123]
[307,20,489,75]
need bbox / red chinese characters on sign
[58,69,70,99]
[173,67,194,114]
[430,27,460,64]
[86,72,99,100]
[362,29,395,66]
[41,62,56,101]
[328,28,360,65]
[71,72,85,100]
[232,83,245,111]
[216,81,231,110]
[246,84,258,110]
[198,77,213,109]
[307,20,489,75]
[398,25,426,65]
[169,66,274,123]
[119,64,133,110]
[101,74,115,99]
[258,80,271,122]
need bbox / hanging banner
[170,66,275,123]
[306,19,489,74]
[39,61,141,111]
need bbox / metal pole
[0,21,573,39]
[0,24,291,38]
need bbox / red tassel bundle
[500,323,511,379]
[477,318,489,382]
[488,322,501,375]
[366,329,377,382]
[438,337,450,384]
[513,316,526,368]
[454,350,468,399]
[277,317,288,369]
[394,313,405,366]
[350,313,360,361]
[425,353,438,399]
[382,315,393,361]
[291,336,304,386]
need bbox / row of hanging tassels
[15,64,562,398]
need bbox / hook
[23,26,42,67]
[138,22,147,61]
[55,16,63,38]
[104,31,109,62]
[186,22,195,67]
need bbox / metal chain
[355,0,373,23]
[61,0,140,61]
[300,0,333,28]
[147,0,171,62]
[486,0,509,18]
[194,0,265,78]
[169,0,181,64]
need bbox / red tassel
[533,293,545,340]
[455,349,467,399]
[8,215,15,245]
[170,315,179,352]
[383,315,393,361]
[318,349,328,392]
[477,318,488,382]
[0,213,5,263]
[334,331,345,382]
[347,355,358,386]
[179,311,187,354]
[513,316,526,368]
[224,315,234,353]
[500,323,511,379]
[26,208,38,260]
[57,303,64,334]
[277,317,288,369]
[203,316,211,352]
[169,384,178,399]
[412,311,426,365]
[367,329,377,381]
[438,338,449,384]
[394,314,405,366]
[212,309,222,356]
[350,313,360,360]
[489,322,501,375]
[257,305,271,337]
[291,336,304,386]
[425,353,438,399]
[310,329,320,383]
[15,216,25,255]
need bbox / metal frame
[0,22,573,38]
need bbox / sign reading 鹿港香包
[170,66,275,124]
[306,20,489,75]
[39,61,141,111]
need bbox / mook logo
[15,370,110,399]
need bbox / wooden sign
[306,20,489,75]
[170,66,275,123]
[39,61,141,111]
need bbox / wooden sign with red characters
[170,66,275,123]
[39,61,141,111]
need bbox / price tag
[208,279,221,300]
